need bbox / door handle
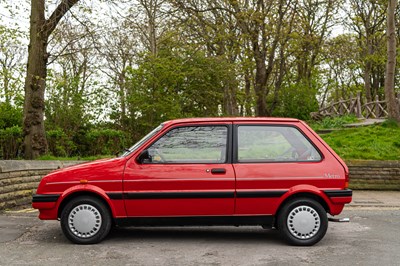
[211,168,226,174]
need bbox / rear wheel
[60,196,112,244]
[277,197,328,246]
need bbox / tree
[384,0,400,122]
[170,0,242,116]
[45,22,97,134]
[0,25,25,104]
[347,0,387,102]
[23,0,79,159]
[321,34,361,104]
[97,19,137,130]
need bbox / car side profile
[32,117,352,246]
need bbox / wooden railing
[362,96,388,119]
[314,92,400,119]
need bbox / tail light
[344,171,349,189]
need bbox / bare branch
[45,0,80,37]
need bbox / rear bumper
[32,194,60,220]
[323,189,353,215]
[324,189,352,204]
[324,189,353,198]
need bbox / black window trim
[137,123,233,165]
[232,124,324,164]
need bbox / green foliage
[46,128,77,157]
[273,81,319,120]
[322,34,363,102]
[0,25,25,104]
[125,47,231,139]
[45,69,93,135]
[0,102,22,129]
[85,129,127,156]
[321,124,400,160]
[46,127,127,157]
[0,103,23,159]
[0,126,22,159]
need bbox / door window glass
[148,126,228,163]
[237,126,321,162]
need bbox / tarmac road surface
[0,191,399,266]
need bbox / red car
[32,117,352,246]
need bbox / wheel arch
[276,192,330,217]
[57,187,115,219]
[275,185,332,216]
[273,186,332,228]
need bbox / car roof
[162,117,300,126]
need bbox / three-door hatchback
[32,117,352,245]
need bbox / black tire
[277,197,328,246]
[60,196,112,244]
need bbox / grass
[320,120,400,160]
[308,115,359,131]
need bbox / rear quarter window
[237,125,322,163]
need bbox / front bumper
[32,194,61,220]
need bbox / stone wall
[347,160,400,190]
[0,161,83,210]
[0,160,399,211]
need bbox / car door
[123,123,235,217]
[233,122,327,215]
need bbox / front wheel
[60,196,112,244]
[277,198,328,246]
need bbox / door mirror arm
[137,150,152,164]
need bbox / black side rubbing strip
[124,191,234,200]
[32,194,60,203]
[324,189,353,197]
[106,193,124,200]
[236,191,287,198]
[107,191,290,200]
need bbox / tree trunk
[23,1,48,159]
[253,43,268,117]
[364,61,372,102]
[384,0,400,122]
[254,56,268,117]
[244,70,252,116]
[223,83,238,116]
[23,0,80,159]
[364,36,373,102]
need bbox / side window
[237,126,321,163]
[147,126,228,163]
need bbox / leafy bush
[0,103,23,159]
[272,82,319,120]
[85,129,127,156]
[0,102,22,129]
[47,128,77,157]
[0,126,23,159]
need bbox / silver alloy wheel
[68,204,102,238]
[287,205,320,239]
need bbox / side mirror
[137,150,152,164]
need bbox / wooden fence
[316,92,400,119]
